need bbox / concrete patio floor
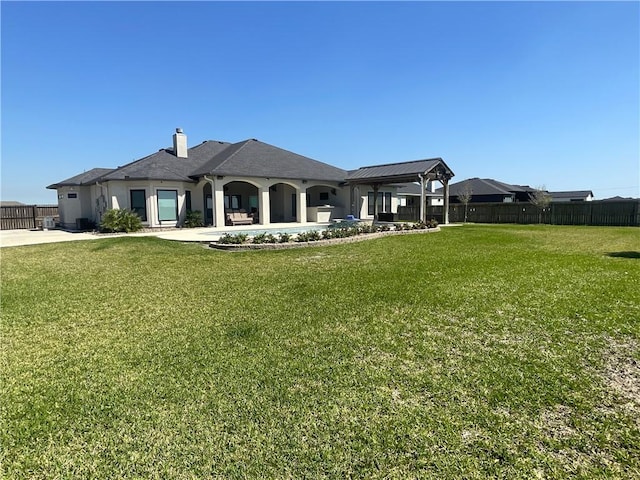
[0,223,333,248]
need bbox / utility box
[42,217,55,230]
[76,218,90,230]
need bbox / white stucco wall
[358,186,398,220]
[56,186,95,228]
[106,180,194,227]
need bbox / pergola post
[443,177,450,225]
[419,175,426,223]
[371,184,379,222]
[350,184,356,216]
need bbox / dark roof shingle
[191,139,347,182]
[47,168,115,189]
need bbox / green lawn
[2,225,639,479]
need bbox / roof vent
[176,127,183,134]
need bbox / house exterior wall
[104,180,196,228]
[552,193,594,202]
[55,176,408,228]
[55,186,95,228]
[358,186,398,220]
[214,176,345,226]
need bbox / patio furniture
[226,210,254,226]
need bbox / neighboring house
[550,191,594,202]
[435,178,539,203]
[396,182,444,207]
[601,196,637,201]
[48,129,454,228]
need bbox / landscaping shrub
[278,233,292,243]
[358,223,373,234]
[296,230,321,242]
[184,210,204,228]
[252,232,277,244]
[100,208,143,233]
[218,233,248,244]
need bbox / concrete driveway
[0,228,176,248]
[0,223,331,248]
[0,229,102,248]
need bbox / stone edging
[209,226,440,251]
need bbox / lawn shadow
[606,251,640,259]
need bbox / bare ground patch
[601,336,640,415]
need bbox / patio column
[297,186,307,223]
[213,179,225,228]
[259,186,270,225]
[419,175,426,223]
[371,184,379,221]
[349,184,356,216]
[352,185,361,218]
[443,178,450,225]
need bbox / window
[368,192,392,215]
[224,195,241,210]
[185,190,192,211]
[157,190,178,222]
[67,193,77,199]
[130,190,147,221]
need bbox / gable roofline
[47,167,115,189]
[435,177,537,196]
[190,138,348,182]
[550,190,594,197]
[346,157,454,184]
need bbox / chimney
[173,128,188,158]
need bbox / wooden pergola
[345,158,455,224]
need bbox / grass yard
[2,225,639,479]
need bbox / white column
[298,187,307,223]
[214,180,225,227]
[259,186,271,225]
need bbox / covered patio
[346,158,455,223]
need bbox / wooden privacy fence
[398,200,640,226]
[1,205,59,230]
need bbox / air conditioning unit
[42,216,55,230]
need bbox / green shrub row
[216,220,438,245]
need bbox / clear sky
[2,1,639,204]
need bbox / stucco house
[550,190,594,202]
[48,129,454,229]
[396,182,444,207]
[435,178,539,204]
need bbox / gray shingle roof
[550,190,593,199]
[100,140,232,182]
[436,178,534,196]
[191,139,348,182]
[395,182,441,196]
[47,168,115,189]
[346,158,453,184]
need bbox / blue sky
[2,1,639,203]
